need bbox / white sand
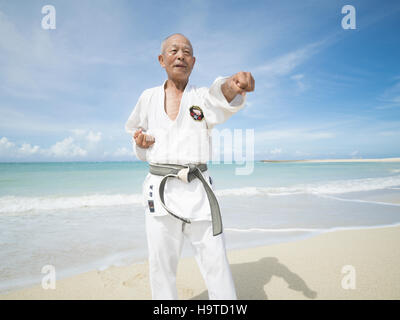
[261,157,400,163]
[1,224,399,300]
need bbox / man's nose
[176,49,185,60]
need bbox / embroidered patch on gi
[149,185,153,190]
[189,105,204,121]
[209,176,213,185]
[148,200,155,213]
[149,191,153,197]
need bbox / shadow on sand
[191,257,317,300]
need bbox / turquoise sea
[1,161,400,293]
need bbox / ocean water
[1,161,400,293]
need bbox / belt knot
[177,164,198,183]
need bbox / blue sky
[0,0,399,161]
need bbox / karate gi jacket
[125,76,246,221]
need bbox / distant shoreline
[260,157,400,163]
[1,158,400,164]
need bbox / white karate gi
[125,76,246,299]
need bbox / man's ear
[158,54,165,68]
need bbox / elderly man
[125,33,254,300]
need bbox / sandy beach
[261,157,400,163]
[1,224,399,300]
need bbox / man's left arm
[221,71,255,103]
[201,71,255,130]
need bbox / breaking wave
[2,175,400,213]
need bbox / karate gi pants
[145,214,237,300]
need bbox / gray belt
[149,163,223,236]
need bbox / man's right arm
[133,128,155,148]
[125,90,155,161]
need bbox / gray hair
[160,33,193,55]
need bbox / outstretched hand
[133,129,155,148]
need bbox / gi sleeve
[202,76,247,130]
[125,89,152,162]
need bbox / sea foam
[0,194,143,214]
[2,174,400,213]
[216,175,400,197]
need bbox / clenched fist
[133,128,155,148]
[222,71,255,103]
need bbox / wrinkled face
[158,35,196,82]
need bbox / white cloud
[86,131,102,143]
[254,41,324,78]
[19,143,40,155]
[70,129,102,146]
[47,137,87,158]
[270,148,282,155]
[0,135,137,161]
[0,7,144,102]
[375,81,400,109]
[70,129,87,136]
[290,73,307,92]
[256,129,335,142]
[295,150,312,157]
[290,74,304,81]
[0,137,19,159]
[0,137,15,149]
[112,147,133,157]
[378,131,400,137]
[1,137,41,158]
[70,129,102,143]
